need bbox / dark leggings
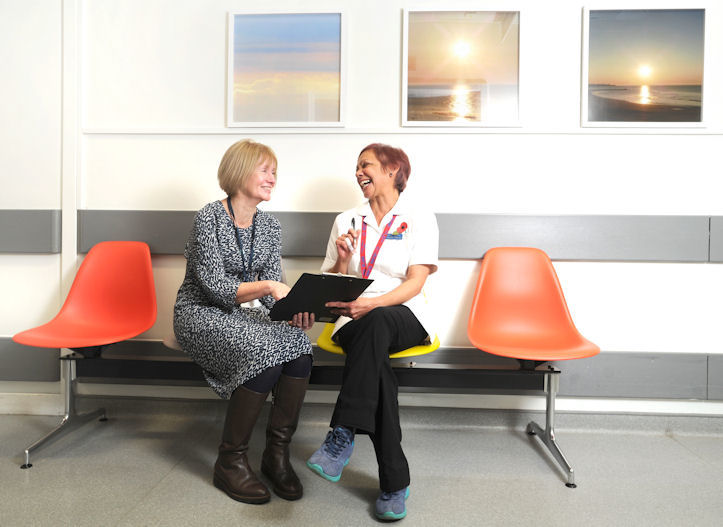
[242,354,312,393]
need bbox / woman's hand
[290,312,315,330]
[323,265,432,320]
[267,281,291,301]
[326,297,378,320]
[236,280,290,304]
[334,228,359,263]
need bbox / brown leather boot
[261,374,309,500]
[213,386,270,504]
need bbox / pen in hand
[345,217,356,252]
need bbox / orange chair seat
[468,333,599,362]
[467,247,599,362]
[13,317,151,349]
[13,241,157,350]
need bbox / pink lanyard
[359,215,397,279]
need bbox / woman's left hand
[290,312,315,330]
[326,297,377,320]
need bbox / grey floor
[1,397,722,527]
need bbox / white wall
[0,0,62,332]
[0,0,62,210]
[3,0,723,414]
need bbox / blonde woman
[174,139,314,504]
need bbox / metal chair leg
[526,372,576,488]
[21,356,107,469]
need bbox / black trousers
[331,305,427,492]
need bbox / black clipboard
[269,273,373,323]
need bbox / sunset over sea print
[406,11,519,125]
[587,9,704,123]
[231,13,341,124]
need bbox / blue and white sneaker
[306,426,354,482]
[375,487,410,521]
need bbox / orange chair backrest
[59,241,157,331]
[467,247,580,347]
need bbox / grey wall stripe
[708,356,723,400]
[0,209,711,261]
[375,347,710,399]
[77,210,337,257]
[0,338,59,382]
[0,210,61,254]
[437,214,709,262]
[274,211,336,256]
[77,210,711,262]
[77,210,195,255]
[709,217,723,263]
[550,353,708,399]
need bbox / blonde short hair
[217,139,278,196]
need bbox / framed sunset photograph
[402,10,520,127]
[226,11,345,127]
[582,8,705,127]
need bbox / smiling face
[356,150,397,200]
[242,157,277,202]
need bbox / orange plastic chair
[317,322,440,361]
[13,241,157,468]
[468,247,599,488]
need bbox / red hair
[359,143,411,193]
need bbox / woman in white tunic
[306,143,439,521]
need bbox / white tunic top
[321,195,439,340]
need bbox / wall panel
[0,0,61,209]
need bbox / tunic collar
[354,194,407,231]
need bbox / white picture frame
[402,9,520,127]
[581,7,706,128]
[226,11,346,127]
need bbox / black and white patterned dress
[173,200,312,399]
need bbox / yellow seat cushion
[316,322,440,359]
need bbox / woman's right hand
[335,228,358,262]
[236,280,291,305]
[267,281,291,301]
